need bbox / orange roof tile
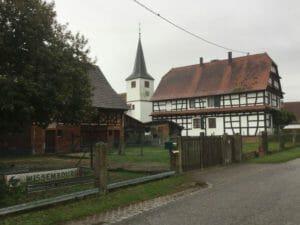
[151,53,274,101]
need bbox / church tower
[126,29,154,123]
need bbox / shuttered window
[131,81,136,88]
[208,118,216,128]
[193,117,205,129]
[193,118,201,128]
[145,81,150,88]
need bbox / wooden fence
[173,134,242,172]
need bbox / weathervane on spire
[139,22,141,39]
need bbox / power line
[132,0,249,55]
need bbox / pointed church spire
[126,25,154,81]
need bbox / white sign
[4,168,80,186]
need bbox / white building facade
[125,35,154,123]
[151,53,283,137]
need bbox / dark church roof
[89,66,128,110]
[126,38,154,81]
[152,53,277,101]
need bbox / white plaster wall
[126,78,154,102]
[140,101,152,122]
[138,78,154,101]
[126,100,152,123]
[188,127,205,136]
[126,79,140,102]
[126,78,154,122]
[165,101,172,111]
[206,117,224,136]
[126,101,141,121]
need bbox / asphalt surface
[114,159,300,225]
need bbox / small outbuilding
[282,101,300,130]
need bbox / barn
[0,66,128,155]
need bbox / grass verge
[0,170,150,208]
[0,176,202,225]
[246,146,300,163]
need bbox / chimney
[200,57,203,66]
[228,52,232,65]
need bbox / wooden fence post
[140,132,144,156]
[222,133,232,166]
[279,131,285,151]
[233,134,242,163]
[94,142,108,195]
[177,136,183,174]
[200,133,204,169]
[261,131,268,153]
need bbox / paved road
[114,160,300,225]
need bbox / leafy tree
[0,0,95,133]
[272,109,298,131]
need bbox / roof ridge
[170,52,268,70]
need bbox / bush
[0,183,25,208]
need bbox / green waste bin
[164,142,177,151]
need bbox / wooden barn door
[45,130,56,153]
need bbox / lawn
[109,145,169,163]
[246,146,300,163]
[242,142,293,154]
[0,145,169,171]
[0,176,203,225]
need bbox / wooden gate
[180,136,223,171]
[177,134,242,172]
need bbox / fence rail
[0,171,175,216]
[26,175,95,193]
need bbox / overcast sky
[48,0,300,101]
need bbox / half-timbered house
[151,53,283,137]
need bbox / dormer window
[131,81,136,88]
[145,81,150,88]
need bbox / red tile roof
[151,53,274,101]
[151,105,276,116]
[282,102,300,122]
